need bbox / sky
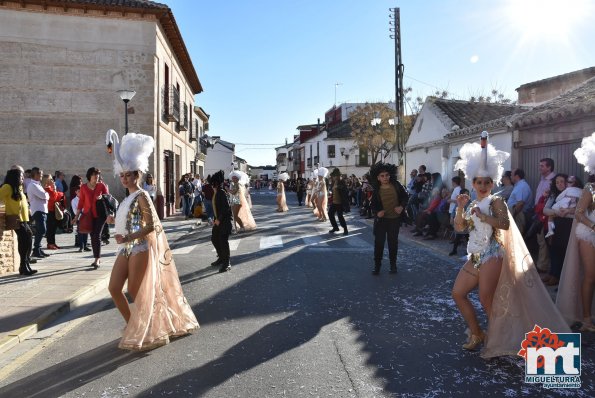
[167,0,595,167]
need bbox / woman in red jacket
[73,167,109,269]
[44,175,65,250]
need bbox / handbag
[5,214,20,230]
[55,203,64,221]
[78,212,93,234]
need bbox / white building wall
[204,142,234,177]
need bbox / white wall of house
[204,142,234,177]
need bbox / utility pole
[389,7,405,179]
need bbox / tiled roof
[41,0,168,9]
[512,77,595,128]
[433,99,525,130]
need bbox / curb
[0,273,111,356]
[0,219,201,357]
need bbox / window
[358,150,369,167]
[327,145,335,158]
[307,157,312,167]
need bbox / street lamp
[117,89,136,135]
[371,114,397,161]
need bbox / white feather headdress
[574,132,595,175]
[230,170,250,185]
[454,131,509,181]
[278,172,289,182]
[106,129,154,174]
[317,167,329,178]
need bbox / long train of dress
[119,191,199,351]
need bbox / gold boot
[462,331,485,351]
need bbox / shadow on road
[0,340,147,398]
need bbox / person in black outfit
[210,170,233,273]
[296,178,305,206]
[369,162,409,275]
[328,168,349,235]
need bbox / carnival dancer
[276,173,289,212]
[230,170,256,231]
[452,131,569,357]
[329,168,349,235]
[306,177,314,208]
[310,170,319,210]
[105,130,198,351]
[228,172,243,232]
[557,132,595,331]
[314,167,329,221]
[210,170,233,272]
[369,162,408,274]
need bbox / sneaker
[544,231,554,238]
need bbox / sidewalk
[0,215,203,356]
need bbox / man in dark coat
[328,168,350,235]
[210,170,233,273]
[369,162,409,275]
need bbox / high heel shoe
[580,320,595,332]
[462,331,485,350]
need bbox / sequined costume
[229,181,241,206]
[457,194,570,357]
[463,196,505,269]
[115,189,199,351]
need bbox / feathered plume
[454,131,509,181]
[106,130,154,174]
[574,132,595,175]
[317,167,329,178]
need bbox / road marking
[260,236,283,249]
[172,245,195,255]
[211,239,241,252]
[302,235,329,247]
[307,247,372,252]
[229,239,241,251]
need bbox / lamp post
[117,89,136,135]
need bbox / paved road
[0,193,593,397]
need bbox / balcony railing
[179,102,188,131]
[161,85,180,123]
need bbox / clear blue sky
[168,0,595,166]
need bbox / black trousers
[15,221,33,264]
[374,217,400,267]
[90,217,106,259]
[328,204,347,231]
[211,224,231,261]
[296,191,304,205]
[46,211,58,245]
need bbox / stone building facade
[0,0,204,218]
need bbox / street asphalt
[0,191,592,397]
